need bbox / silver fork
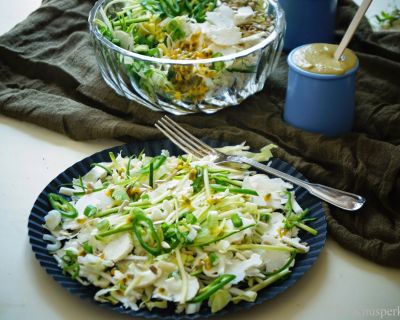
[155,116,365,211]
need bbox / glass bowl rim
[88,0,285,65]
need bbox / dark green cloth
[1,0,399,267]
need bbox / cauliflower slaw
[97,0,273,59]
[94,0,275,103]
[43,144,317,314]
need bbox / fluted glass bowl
[88,0,285,114]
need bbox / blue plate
[28,139,327,319]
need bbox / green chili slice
[62,250,80,279]
[209,184,258,196]
[84,205,97,217]
[159,0,175,17]
[82,241,93,254]
[185,212,197,224]
[190,274,236,303]
[231,213,243,228]
[165,0,180,15]
[48,193,78,219]
[132,210,162,256]
[193,2,206,22]
[149,162,154,188]
[191,0,214,22]
[184,0,193,11]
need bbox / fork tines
[155,116,215,158]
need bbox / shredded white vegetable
[42,143,316,314]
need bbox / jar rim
[287,44,359,79]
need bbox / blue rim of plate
[28,138,327,319]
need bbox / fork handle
[229,156,365,211]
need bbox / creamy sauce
[292,43,357,75]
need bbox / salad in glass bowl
[88,0,285,114]
[42,144,317,315]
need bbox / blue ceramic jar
[283,45,359,137]
[279,0,338,51]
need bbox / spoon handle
[334,0,373,60]
[234,156,366,211]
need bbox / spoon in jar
[334,0,373,60]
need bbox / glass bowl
[88,0,285,115]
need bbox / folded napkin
[1,0,399,267]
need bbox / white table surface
[1,1,399,320]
